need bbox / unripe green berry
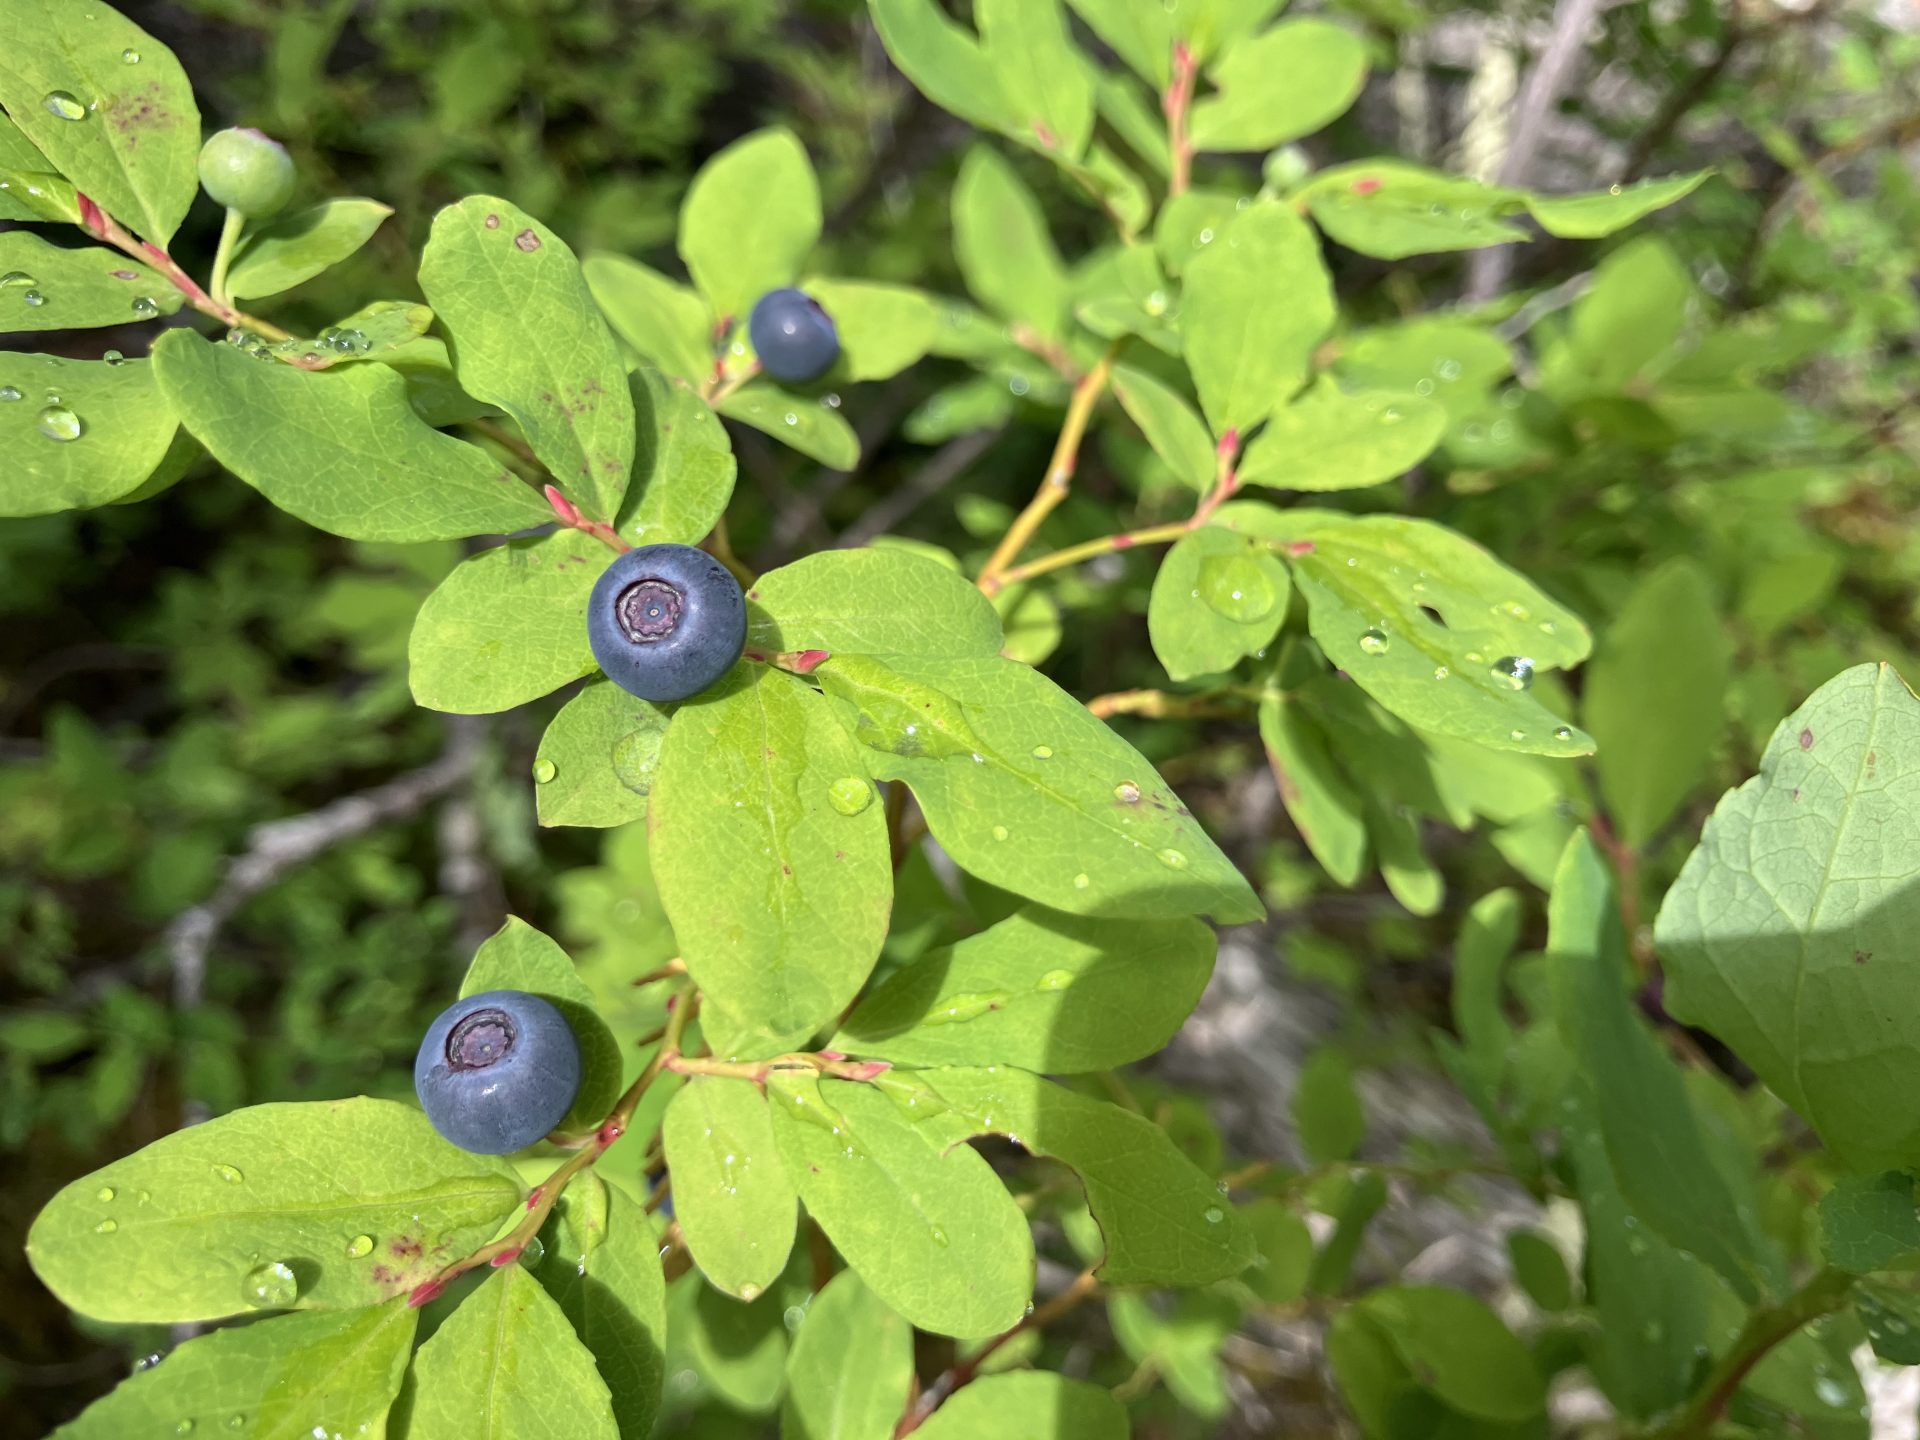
[197,127,295,218]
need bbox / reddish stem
[544,485,631,554]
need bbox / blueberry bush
[6,0,1920,1436]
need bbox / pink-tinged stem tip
[408,1279,447,1309]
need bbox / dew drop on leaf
[990,825,1009,841]
[1196,551,1277,623]
[122,48,140,63]
[1113,780,1142,804]
[103,349,125,366]
[225,1416,244,1432]
[928,1226,950,1248]
[1489,655,1535,690]
[1030,746,1053,760]
[1035,969,1075,992]
[22,290,45,307]
[738,1282,762,1302]
[826,777,872,816]
[132,296,160,319]
[0,272,32,289]
[1072,873,1090,890]
[174,1423,194,1436]
[1433,666,1449,680]
[0,386,20,402]
[1357,629,1389,655]
[96,1186,115,1202]
[611,726,665,795]
[1509,729,1526,742]
[518,1235,545,1268]
[43,91,86,120]
[531,757,557,784]
[1552,727,1572,742]
[345,1234,374,1259]
[211,1163,243,1184]
[241,1261,299,1309]
[1158,848,1189,870]
[1202,1206,1225,1224]
[94,1219,117,1234]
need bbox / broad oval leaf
[649,667,892,1042]
[1526,172,1710,239]
[26,1098,523,1322]
[1353,1285,1547,1423]
[1113,363,1215,492]
[746,548,1004,658]
[0,231,178,330]
[534,678,669,829]
[1300,161,1528,260]
[0,353,179,517]
[869,0,1017,134]
[582,253,714,383]
[913,1372,1127,1440]
[1190,20,1367,152]
[719,386,860,469]
[664,1078,797,1299]
[1656,662,1920,1171]
[1258,685,1367,887]
[1236,381,1446,492]
[226,199,394,300]
[0,112,52,222]
[976,0,1095,160]
[679,128,822,326]
[151,329,549,541]
[953,146,1070,341]
[1148,527,1291,682]
[621,369,736,545]
[689,1273,791,1413]
[1065,0,1175,87]
[803,278,939,383]
[781,1269,913,1440]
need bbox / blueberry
[748,288,840,384]
[414,989,583,1154]
[197,128,296,219]
[587,543,746,702]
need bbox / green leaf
[1525,172,1710,238]
[1190,20,1367,152]
[151,329,548,541]
[766,1072,1032,1337]
[719,386,860,469]
[620,369,736,545]
[460,917,623,1133]
[1820,1172,1920,1273]
[1286,514,1593,754]
[834,906,1214,1072]
[994,584,1063,666]
[1293,1048,1365,1163]
[582,253,714,383]
[0,353,179,517]
[0,162,79,223]
[296,299,435,369]
[1451,888,1521,1091]
[51,1300,416,1440]
[804,278,939,383]
[0,231,178,330]
[1242,1199,1314,1305]
[1299,162,1528,260]
[1856,1282,1920,1365]
[664,1078,798,1299]
[689,1275,791,1413]
[1259,684,1367,886]
[1507,1230,1574,1312]
[1352,1285,1546,1422]
[912,1372,1127,1440]
[649,667,892,1041]
[536,1176,668,1438]
[1148,527,1291,681]
[1550,831,1764,1300]
[1335,319,1512,411]
[780,1269,913,1440]
[1237,382,1446,492]
[1065,0,1175,87]
[1155,188,1243,278]
[1584,558,1730,848]
[226,199,394,300]
[0,1,199,243]
[1548,236,1691,395]
[1656,663,1920,1172]
[26,1098,522,1323]
[953,147,1070,341]
[817,653,1263,924]
[419,196,635,522]
[746,548,1004,658]
[921,1067,1255,1286]
[868,0,1017,133]
[398,1264,618,1440]
[1173,0,1290,62]
[0,112,53,222]
[976,0,1095,159]
[1181,201,1333,435]
[1113,363,1215,492]
[534,679,668,829]
[679,128,821,325]
[407,531,604,713]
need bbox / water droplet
[0,386,19,401]
[1814,1374,1850,1408]
[1413,378,1435,395]
[827,777,873,815]
[1489,655,1535,690]
[96,1186,115,1202]
[211,1163,243,1184]
[345,1234,373,1258]
[43,91,86,121]
[1435,359,1463,382]
[1143,289,1168,316]
[103,349,125,365]
[133,1352,163,1372]
[991,825,1009,841]
[122,48,141,63]
[1538,619,1556,635]
[1433,665,1449,680]
[1113,780,1141,804]
[36,404,81,442]
[1072,873,1090,889]
[1377,405,1402,424]
[1552,727,1572,742]
[1357,629,1389,655]
[1157,848,1189,870]
[519,1235,545,1268]
[1608,183,1623,196]
[225,1416,244,1432]
[132,296,159,318]
[0,272,31,291]
[738,1282,762,1302]
[1031,745,1053,760]
[1036,969,1075,992]
[1197,550,1277,623]
[1203,1206,1225,1224]
[929,1226,950,1248]
[241,1261,298,1308]
[95,1219,118,1233]
[531,757,556,784]
[23,290,45,307]
[1509,729,1526,742]
[782,412,799,427]
[175,1423,194,1435]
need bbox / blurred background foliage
[3,0,1918,1435]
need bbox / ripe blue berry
[197,128,296,219]
[588,543,746,703]
[414,989,582,1154]
[749,288,840,384]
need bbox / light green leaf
[0,162,79,223]
[1299,162,1528,260]
[817,653,1263,924]
[51,1300,416,1440]
[745,548,1004,658]
[1155,188,1243,278]
[582,253,715,383]
[0,353,178,517]
[226,199,394,300]
[460,917,623,1133]
[1181,201,1333,435]
[920,1067,1255,1286]
[953,147,1070,341]
[1174,0,1290,62]
[1858,1282,1920,1365]
[834,906,1214,1072]
[420,196,635,522]
[151,329,548,541]
[0,1,199,243]
[1113,363,1215,492]
[26,1098,522,1323]
[1109,1290,1235,1417]
[913,1372,1126,1440]
[1237,381,1445,492]
[664,1078,797,1299]
[1526,172,1710,239]
[1584,558,1729,848]
[398,1264,618,1440]
[537,1177,668,1438]
[804,278,939,383]
[1243,1200,1314,1306]
[689,1275,791,1413]
[534,679,667,829]
[1259,685,1367,886]
[1148,527,1291,682]
[1549,236,1692,395]
[0,112,54,222]
[1065,0,1175,87]
[679,128,821,325]
[1191,20,1367,152]
[1657,662,1920,1172]
[1353,1285,1547,1422]
[1367,793,1442,917]
[1293,1048,1365,1163]
[994,585,1063,666]
[1451,888,1521,1091]
[1335,318,1511,423]
[621,369,735,545]
[1287,514,1593,754]
[781,1269,913,1440]
[719,386,860,469]
[292,299,435,370]
[649,667,892,1041]
[1819,1172,1920,1274]
[407,531,604,714]
[0,231,177,330]
[977,0,1095,159]
[868,0,1017,134]
[766,1072,1032,1337]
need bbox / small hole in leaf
[1417,604,1447,628]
